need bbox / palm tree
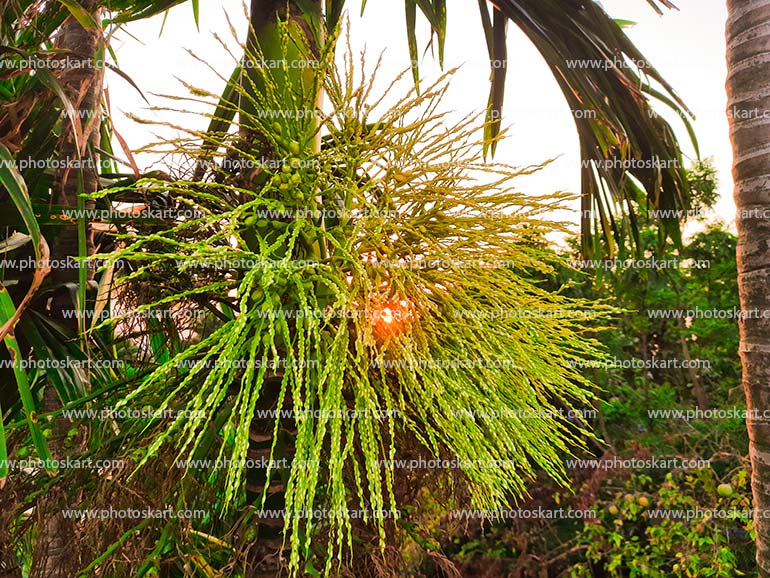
[0,3,208,576]
[179,2,696,571]
[0,0,700,575]
[726,1,770,575]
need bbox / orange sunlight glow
[370,299,414,339]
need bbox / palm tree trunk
[240,1,322,572]
[33,3,103,576]
[48,1,103,331]
[726,2,770,575]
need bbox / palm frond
[404,0,694,256]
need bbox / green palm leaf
[389,0,695,255]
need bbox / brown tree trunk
[726,2,770,575]
[33,3,103,576]
[47,1,103,331]
[676,318,708,410]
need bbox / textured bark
[48,0,103,331]
[726,2,770,575]
[33,3,103,576]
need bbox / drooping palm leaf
[480,0,694,256]
[359,0,694,256]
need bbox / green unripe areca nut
[282,164,292,174]
[272,122,282,134]
[274,277,288,291]
[244,215,258,227]
[256,219,269,228]
[252,288,265,302]
[717,483,734,498]
[289,140,300,155]
[290,174,302,185]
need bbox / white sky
[106,0,731,237]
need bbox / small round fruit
[262,333,273,347]
[638,496,649,508]
[290,174,302,185]
[256,219,269,229]
[288,140,300,155]
[280,183,290,192]
[624,493,634,502]
[673,564,680,573]
[244,215,258,227]
[717,483,734,498]
[608,505,619,516]
[282,163,292,174]
[271,122,282,134]
[252,288,265,302]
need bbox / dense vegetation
[422,176,756,577]
[0,1,754,577]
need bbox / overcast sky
[107,0,731,237]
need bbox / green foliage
[418,166,748,577]
[570,469,755,578]
[87,40,608,575]
[0,2,724,577]
[688,158,720,213]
